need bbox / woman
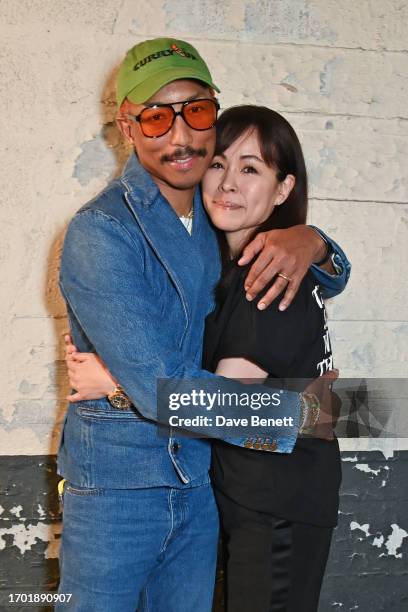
[201,106,341,612]
[64,105,341,611]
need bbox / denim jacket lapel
[120,154,210,333]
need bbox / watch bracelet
[299,392,321,434]
[299,393,309,431]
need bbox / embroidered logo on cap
[133,47,197,71]
[170,44,187,57]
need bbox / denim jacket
[58,153,351,489]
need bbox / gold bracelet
[299,392,320,434]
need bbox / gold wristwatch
[107,384,132,410]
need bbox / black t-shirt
[203,262,341,527]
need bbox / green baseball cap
[116,37,220,107]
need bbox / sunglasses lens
[140,106,174,137]
[183,100,218,130]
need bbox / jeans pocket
[64,482,103,497]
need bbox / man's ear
[275,174,296,206]
[116,100,134,145]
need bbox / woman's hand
[64,334,117,402]
[239,225,329,311]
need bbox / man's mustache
[161,147,208,163]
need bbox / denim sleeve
[308,225,352,299]
[59,210,299,453]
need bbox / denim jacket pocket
[75,400,144,421]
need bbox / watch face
[111,394,132,410]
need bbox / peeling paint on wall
[381,524,408,559]
[9,505,23,518]
[354,463,387,476]
[319,57,342,95]
[373,535,385,548]
[73,133,116,187]
[349,521,407,560]
[350,521,371,538]
[0,522,61,557]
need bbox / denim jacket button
[172,442,180,453]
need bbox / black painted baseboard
[0,452,407,611]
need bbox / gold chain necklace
[180,205,194,234]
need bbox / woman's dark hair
[213,105,308,271]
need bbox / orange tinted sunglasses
[127,98,220,138]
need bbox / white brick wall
[1,0,407,454]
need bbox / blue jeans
[57,482,219,611]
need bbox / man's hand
[64,334,117,402]
[239,225,328,311]
[301,370,341,440]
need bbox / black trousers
[215,490,334,612]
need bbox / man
[57,37,350,611]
